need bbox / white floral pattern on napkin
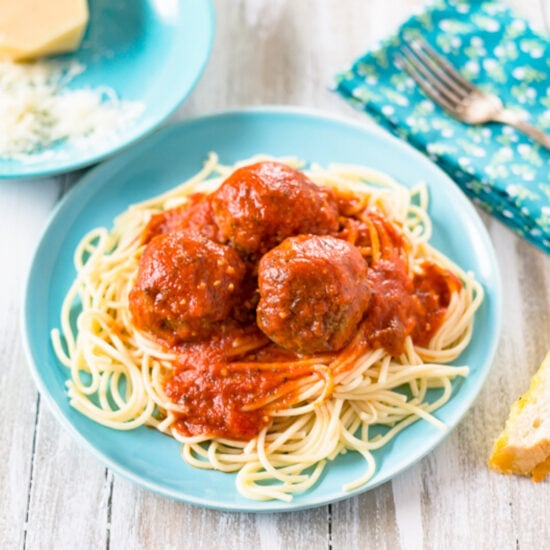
[335,0,550,255]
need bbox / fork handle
[493,109,550,150]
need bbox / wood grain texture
[1,1,549,549]
[0,179,60,550]
[110,475,329,550]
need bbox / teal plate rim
[1,0,215,179]
[21,107,502,512]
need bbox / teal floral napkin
[334,0,550,255]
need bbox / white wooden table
[2,1,550,548]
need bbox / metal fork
[395,37,550,150]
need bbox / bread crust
[488,351,550,481]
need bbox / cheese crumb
[0,60,144,162]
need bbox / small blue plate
[22,108,502,512]
[1,0,214,179]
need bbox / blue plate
[22,108,502,512]
[1,0,214,179]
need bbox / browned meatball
[211,161,339,255]
[256,235,370,354]
[129,231,246,345]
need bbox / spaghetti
[51,154,483,501]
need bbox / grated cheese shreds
[0,60,144,163]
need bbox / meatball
[211,161,339,255]
[129,231,246,345]
[256,235,370,354]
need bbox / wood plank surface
[1,1,549,549]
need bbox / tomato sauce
[142,193,221,244]
[163,329,309,440]
[362,254,461,356]
[411,261,462,346]
[165,342,273,440]
[130,162,463,441]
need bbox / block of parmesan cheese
[0,0,89,61]
[488,351,550,482]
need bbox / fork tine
[394,52,457,113]
[398,46,463,107]
[412,37,476,94]
[407,40,471,100]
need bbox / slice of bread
[488,351,550,482]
